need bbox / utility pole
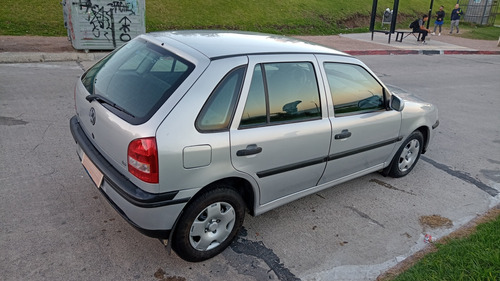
[427,0,434,29]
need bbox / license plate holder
[82,152,104,188]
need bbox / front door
[317,60,402,184]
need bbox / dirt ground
[0,36,75,53]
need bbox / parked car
[70,30,439,262]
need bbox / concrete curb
[0,52,108,63]
[345,49,500,56]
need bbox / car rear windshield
[81,38,194,124]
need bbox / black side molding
[256,136,403,178]
[328,136,403,161]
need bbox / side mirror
[390,94,405,112]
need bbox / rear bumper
[70,116,189,239]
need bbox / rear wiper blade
[86,94,135,118]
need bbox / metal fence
[458,0,499,25]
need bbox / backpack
[409,19,419,30]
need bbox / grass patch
[3,0,496,37]
[459,25,500,40]
[380,208,500,281]
[0,0,66,36]
[1,0,455,36]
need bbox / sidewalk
[298,32,500,55]
[0,32,499,63]
[0,36,107,63]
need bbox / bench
[395,30,422,42]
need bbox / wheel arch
[185,177,257,216]
[382,127,427,177]
[415,125,430,154]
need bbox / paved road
[1,55,499,281]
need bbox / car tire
[171,186,245,262]
[387,131,424,178]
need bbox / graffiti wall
[62,0,145,50]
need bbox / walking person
[431,6,445,36]
[450,4,463,34]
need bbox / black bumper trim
[99,187,171,239]
[70,116,189,208]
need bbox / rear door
[230,55,331,205]
[316,57,402,184]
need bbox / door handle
[237,144,262,156]
[335,129,352,140]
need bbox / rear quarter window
[196,66,246,132]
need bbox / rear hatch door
[74,36,206,192]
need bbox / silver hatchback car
[70,30,439,262]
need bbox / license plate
[81,152,104,188]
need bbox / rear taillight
[128,137,159,183]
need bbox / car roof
[147,30,349,60]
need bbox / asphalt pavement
[0,32,499,63]
[1,33,499,281]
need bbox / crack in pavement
[369,178,417,196]
[421,156,499,197]
[0,116,28,126]
[230,228,300,281]
[344,206,385,228]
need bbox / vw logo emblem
[89,107,96,125]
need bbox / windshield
[81,38,194,124]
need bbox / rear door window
[81,39,194,124]
[240,62,321,128]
